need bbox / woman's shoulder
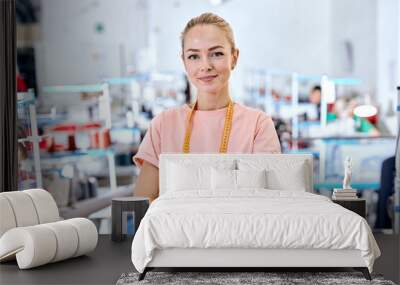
[151,104,188,125]
[234,102,271,119]
[160,104,188,118]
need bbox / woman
[133,13,281,202]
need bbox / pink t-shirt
[133,102,281,168]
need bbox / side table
[112,197,149,241]
[332,198,366,218]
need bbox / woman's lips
[198,75,218,83]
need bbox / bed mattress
[131,190,380,273]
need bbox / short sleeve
[253,114,281,153]
[133,114,162,168]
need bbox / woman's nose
[200,57,213,71]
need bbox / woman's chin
[196,85,221,95]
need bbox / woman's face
[182,24,238,95]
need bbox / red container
[46,122,103,152]
[99,129,111,148]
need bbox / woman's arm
[253,115,281,153]
[133,161,159,203]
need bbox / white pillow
[238,159,308,191]
[167,163,210,191]
[166,159,236,193]
[211,169,268,190]
[211,168,236,190]
[237,169,267,188]
[266,164,306,191]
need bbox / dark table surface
[1,233,398,284]
[0,235,134,285]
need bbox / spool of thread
[99,129,111,148]
[90,131,99,149]
[67,134,77,151]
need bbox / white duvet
[131,190,380,273]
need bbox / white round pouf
[1,192,39,227]
[65,218,98,257]
[0,190,98,269]
[0,196,17,237]
[24,189,60,224]
[42,221,79,262]
[0,226,57,269]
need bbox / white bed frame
[139,154,371,280]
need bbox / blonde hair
[181,12,236,52]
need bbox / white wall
[376,0,398,114]
[149,0,331,73]
[398,0,400,87]
[36,0,398,111]
[36,0,148,89]
[315,0,398,113]
[329,0,377,94]
[148,0,331,99]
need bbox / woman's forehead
[184,25,229,51]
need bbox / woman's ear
[231,49,239,70]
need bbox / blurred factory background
[15,0,399,241]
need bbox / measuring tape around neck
[182,100,234,153]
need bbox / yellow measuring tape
[182,100,234,153]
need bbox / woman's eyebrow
[185,45,224,53]
[208,45,224,51]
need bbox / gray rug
[116,271,396,285]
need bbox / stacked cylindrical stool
[0,189,98,269]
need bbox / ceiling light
[353,104,378,117]
[209,0,223,5]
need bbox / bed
[131,154,380,281]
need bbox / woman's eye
[211,52,224,57]
[187,54,199,60]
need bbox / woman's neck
[196,87,231,111]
